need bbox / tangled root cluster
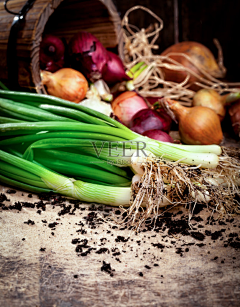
[119,6,240,106]
[119,148,240,231]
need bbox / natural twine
[119,6,240,106]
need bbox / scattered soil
[0,189,240,278]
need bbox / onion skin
[41,68,88,103]
[130,108,172,134]
[142,129,173,143]
[68,31,109,82]
[40,34,65,73]
[111,91,148,127]
[192,89,226,121]
[101,51,131,85]
[162,98,223,145]
[228,100,240,138]
[161,41,226,90]
[192,89,240,121]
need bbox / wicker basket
[0,0,121,92]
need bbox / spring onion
[0,88,239,229]
[0,120,221,168]
[0,149,132,206]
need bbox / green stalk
[0,116,26,124]
[34,156,132,186]
[126,62,146,77]
[0,174,52,193]
[0,131,128,147]
[22,138,125,161]
[35,149,130,177]
[1,169,49,189]
[76,176,132,187]
[0,106,38,122]
[0,121,221,168]
[154,141,222,155]
[0,149,131,206]
[16,100,111,126]
[1,142,130,179]
[0,98,76,122]
[126,62,148,90]
[133,64,148,79]
[75,145,134,166]
[0,121,137,138]
[0,89,129,131]
[0,160,45,183]
[146,141,220,169]
[72,137,220,169]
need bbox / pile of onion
[111,92,173,142]
[111,91,148,127]
[161,41,226,90]
[68,31,131,85]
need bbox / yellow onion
[161,41,226,90]
[111,91,148,127]
[41,68,88,103]
[161,98,223,145]
[192,89,240,121]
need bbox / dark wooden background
[112,0,240,82]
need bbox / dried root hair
[117,149,240,231]
[119,6,240,106]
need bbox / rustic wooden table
[0,134,239,307]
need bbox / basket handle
[4,0,36,90]
[4,0,36,16]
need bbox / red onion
[68,31,131,85]
[129,108,172,134]
[111,91,148,127]
[68,31,110,82]
[142,129,173,143]
[40,34,65,72]
[101,51,131,85]
[228,99,240,137]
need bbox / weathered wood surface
[0,183,239,307]
[0,133,239,307]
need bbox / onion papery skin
[192,89,226,121]
[164,98,223,145]
[111,91,148,127]
[40,34,65,73]
[130,108,172,134]
[142,129,173,143]
[68,31,109,82]
[41,68,88,103]
[228,100,240,137]
[161,41,226,90]
[101,51,131,85]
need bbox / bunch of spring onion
[0,89,239,228]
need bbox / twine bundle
[119,6,240,106]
